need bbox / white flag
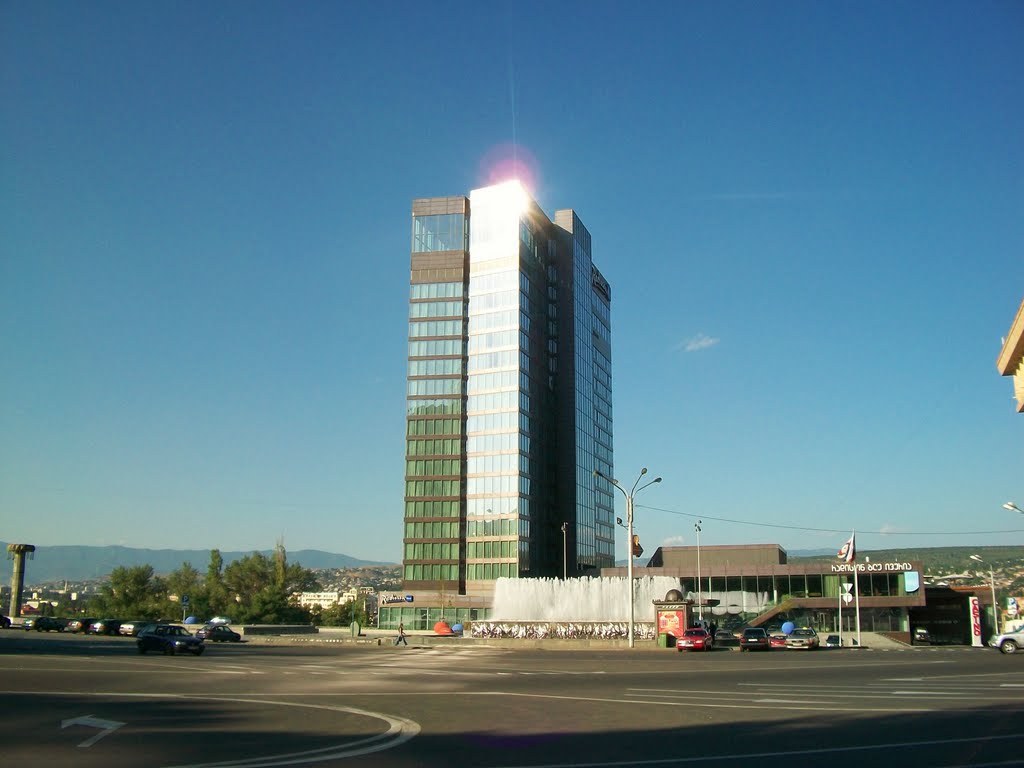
[837,532,856,563]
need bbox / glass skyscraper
[388,180,613,627]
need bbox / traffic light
[632,534,643,558]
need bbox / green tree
[314,600,368,627]
[205,549,229,616]
[164,562,205,618]
[224,552,276,602]
[90,565,167,618]
[222,547,318,624]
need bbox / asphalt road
[1,631,1022,767]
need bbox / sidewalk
[240,626,941,651]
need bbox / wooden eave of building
[996,298,1024,413]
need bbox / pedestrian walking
[395,622,408,646]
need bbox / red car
[769,633,788,649]
[677,628,714,652]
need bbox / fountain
[491,576,682,621]
[471,576,684,641]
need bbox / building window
[412,214,467,253]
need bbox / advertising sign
[968,596,983,647]
[657,610,684,638]
[1008,597,1019,618]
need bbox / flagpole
[852,529,862,647]
[838,580,843,647]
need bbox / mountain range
[5,542,1018,585]
[0,542,393,584]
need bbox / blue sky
[2,1,1021,565]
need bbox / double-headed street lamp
[594,467,662,648]
[970,554,1000,637]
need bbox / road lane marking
[481,690,931,713]
[165,697,420,768]
[61,715,125,747]
[753,698,829,704]
[10,692,420,767]
[489,732,1024,768]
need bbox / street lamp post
[970,554,1000,637]
[1003,502,1023,514]
[594,467,662,648]
[694,520,703,621]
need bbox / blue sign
[405,595,414,602]
[182,595,190,605]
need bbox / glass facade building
[395,181,613,622]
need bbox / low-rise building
[296,591,341,610]
[606,543,927,636]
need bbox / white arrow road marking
[61,715,126,747]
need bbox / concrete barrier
[240,624,318,636]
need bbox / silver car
[786,628,820,650]
[988,627,1024,654]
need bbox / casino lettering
[830,562,914,573]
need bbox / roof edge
[997,297,1024,375]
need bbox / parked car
[824,634,842,649]
[195,624,241,643]
[118,620,155,637]
[136,624,205,656]
[988,627,1024,655]
[65,617,97,634]
[1,615,10,629]
[25,616,67,632]
[786,628,820,650]
[769,633,788,649]
[88,619,123,636]
[677,628,714,652]
[739,627,771,652]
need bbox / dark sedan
[137,624,205,656]
[196,624,241,642]
[88,619,123,636]
[739,627,771,651]
[24,616,68,632]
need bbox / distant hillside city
[0,542,394,584]
[3,542,1023,595]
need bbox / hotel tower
[382,180,614,628]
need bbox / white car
[786,628,820,650]
[988,627,1024,654]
